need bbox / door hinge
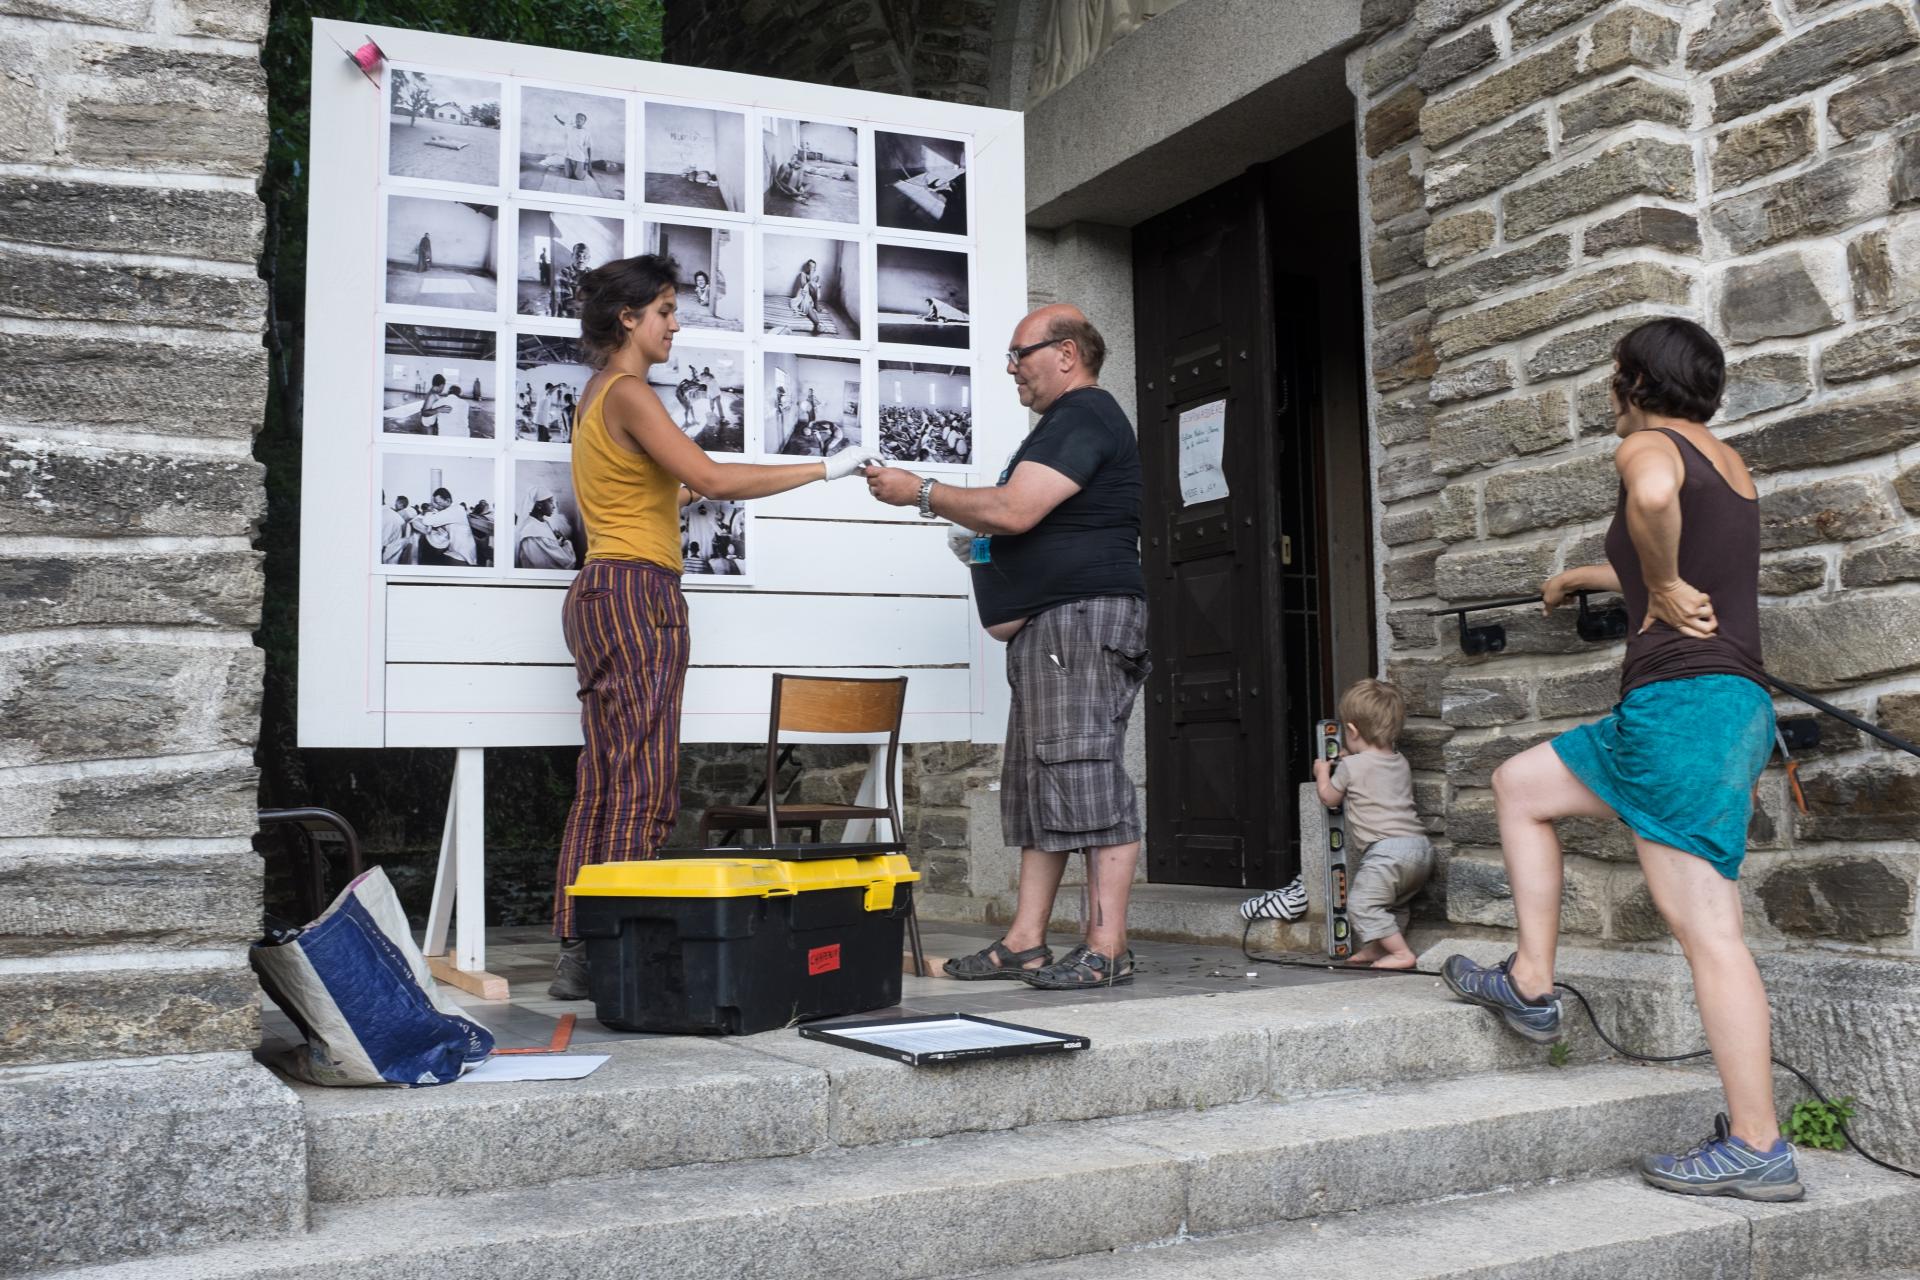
[1281,535,1293,565]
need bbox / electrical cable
[1237,921,1920,1180]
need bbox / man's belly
[986,617,1027,643]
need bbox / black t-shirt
[971,386,1145,627]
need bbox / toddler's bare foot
[1345,942,1385,966]
[1370,952,1418,970]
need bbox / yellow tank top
[571,371,684,571]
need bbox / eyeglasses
[1005,337,1065,365]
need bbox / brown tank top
[1605,427,1765,697]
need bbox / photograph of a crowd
[387,69,502,188]
[641,220,742,330]
[764,351,861,457]
[515,334,591,444]
[875,130,966,235]
[380,324,496,439]
[379,452,497,569]
[518,85,626,201]
[647,345,747,455]
[385,195,498,312]
[879,361,972,466]
[680,497,747,577]
[644,102,746,212]
[761,117,860,224]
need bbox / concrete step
[295,978,1582,1203]
[51,1061,1731,1280]
[970,1151,1920,1280]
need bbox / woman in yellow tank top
[549,254,872,998]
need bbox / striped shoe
[1240,876,1309,922]
[1638,1113,1805,1201]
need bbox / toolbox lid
[568,854,919,910]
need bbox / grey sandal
[1021,944,1135,990]
[943,939,1053,981]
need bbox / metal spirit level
[1316,719,1353,960]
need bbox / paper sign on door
[1177,399,1229,507]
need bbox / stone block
[1376,444,1446,501]
[1898,126,1920,210]
[1376,392,1435,445]
[1734,382,1920,474]
[1830,60,1920,141]
[1388,656,1450,718]
[1759,476,1898,551]
[1761,594,1920,689]
[1434,537,1558,599]
[1878,689,1920,742]
[1709,147,1892,257]
[1711,107,1816,192]
[0,248,264,332]
[1535,658,1619,719]
[1446,847,1606,933]
[0,762,256,839]
[1427,233,1570,313]
[1526,313,1671,382]
[1563,528,1610,567]
[1387,606,1443,648]
[1483,450,1618,536]
[1687,0,1783,72]
[1504,138,1695,239]
[1445,725,1556,787]
[0,841,259,958]
[1717,250,1840,345]
[1720,352,1811,421]
[0,437,264,538]
[1582,206,1701,257]
[1375,278,1429,325]
[0,179,263,265]
[172,0,269,40]
[1414,0,1500,39]
[1586,6,1680,74]
[1606,865,1667,941]
[1373,311,1440,391]
[1366,83,1427,158]
[1430,389,1569,474]
[1441,672,1531,725]
[1418,23,1497,91]
[1432,262,1692,361]
[1424,208,1495,266]
[1509,0,1609,46]
[1370,219,1430,284]
[1363,0,1417,38]
[1384,545,1445,599]
[1843,531,1920,587]
[1825,311,1920,383]
[1758,552,1829,596]
[0,331,266,438]
[1364,35,1426,96]
[1426,113,1551,211]
[1421,37,1582,150]
[66,44,269,179]
[0,31,54,165]
[1561,74,1691,145]
[1899,462,1920,513]
[0,550,262,630]
[1576,375,1617,435]
[1435,480,1480,541]
[0,963,259,1066]
[1381,506,1436,547]
[1847,225,1904,317]
[1370,153,1424,225]
[1429,357,1514,405]
[1399,721,1453,772]
[1758,854,1914,940]
[1799,756,1920,841]
[0,1059,304,1273]
[1712,3,1919,124]
[0,642,261,768]
[0,0,150,25]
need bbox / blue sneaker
[1440,953,1564,1044]
[1638,1113,1804,1201]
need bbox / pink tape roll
[350,40,384,72]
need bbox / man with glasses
[864,303,1149,989]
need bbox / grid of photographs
[372,63,977,584]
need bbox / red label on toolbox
[808,944,841,976]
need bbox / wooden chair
[700,674,909,845]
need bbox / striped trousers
[553,559,691,938]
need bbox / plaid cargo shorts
[1001,596,1151,852]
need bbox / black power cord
[1239,922,1920,1181]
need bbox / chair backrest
[765,675,909,838]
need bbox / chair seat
[704,802,890,825]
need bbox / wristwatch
[916,477,938,519]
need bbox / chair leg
[906,892,927,980]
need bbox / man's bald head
[1008,304,1106,413]
[1015,304,1107,376]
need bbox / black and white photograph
[515,334,591,444]
[510,459,581,572]
[644,102,746,212]
[518,86,627,201]
[761,117,860,224]
[875,130,967,236]
[679,496,748,578]
[879,361,972,466]
[516,207,624,318]
[763,351,861,457]
[646,345,746,455]
[386,69,502,188]
[876,243,969,348]
[378,451,497,570]
[641,221,742,330]
[762,233,861,341]
[379,324,497,440]
[384,195,498,313]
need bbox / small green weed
[1784,1097,1855,1151]
[1547,1040,1571,1069]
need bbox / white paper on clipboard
[1177,399,1229,506]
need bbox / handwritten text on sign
[1177,399,1229,506]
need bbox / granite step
[297,977,1590,1202]
[49,1060,1725,1279]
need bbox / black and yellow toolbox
[568,848,920,1035]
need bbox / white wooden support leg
[423,747,508,1000]
[841,744,900,842]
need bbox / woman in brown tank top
[1441,320,1803,1202]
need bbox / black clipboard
[798,1012,1090,1065]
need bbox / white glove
[946,522,977,565]
[822,450,876,481]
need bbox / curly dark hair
[1610,317,1724,425]
[576,254,679,368]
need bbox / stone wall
[0,0,303,1270]
[1352,0,1920,956]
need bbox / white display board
[298,20,1026,748]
